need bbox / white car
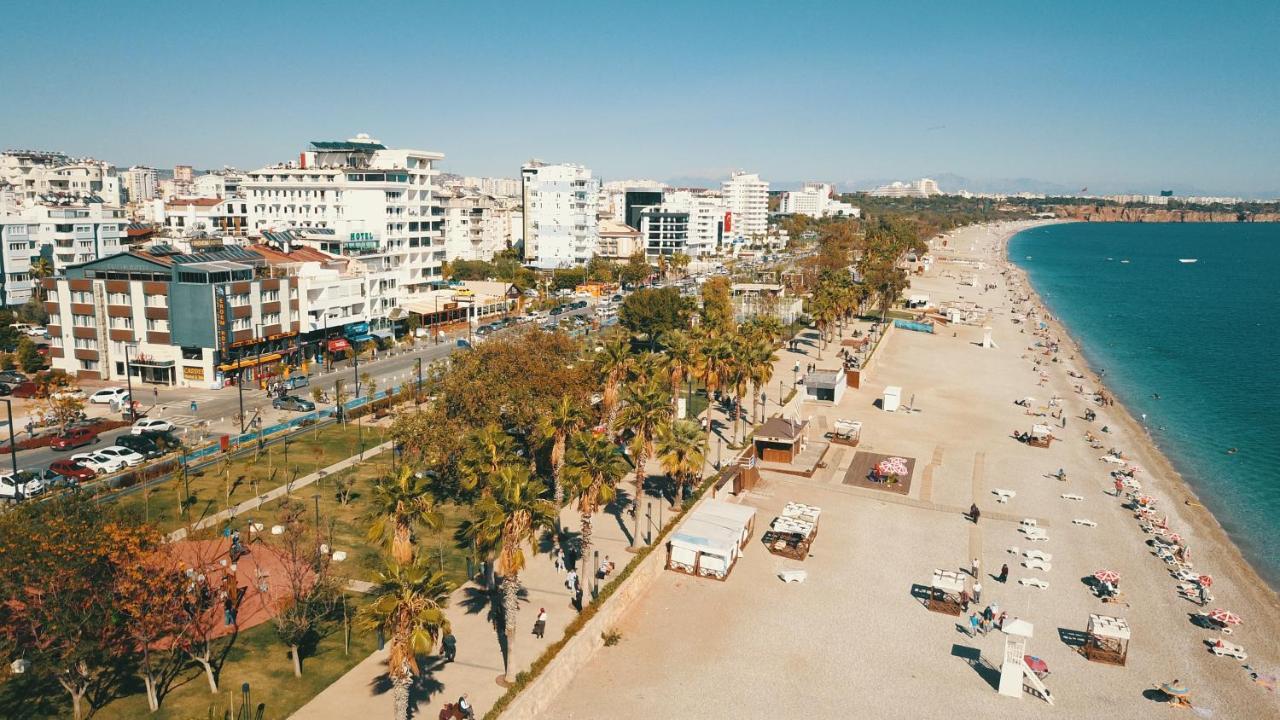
[89,387,131,404]
[70,452,127,475]
[50,388,86,401]
[24,326,47,336]
[131,418,175,435]
[0,472,47,500]
[95,445,146,467]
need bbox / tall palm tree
[596,339,632,430]
[29,257,54,302]
[367,465,442,565]
[615,378,673,549]
[534,395,588,506]
[657,419,706,506]
[464,465,556,683]
[457,423,517,497]
[726,334,752,444]
[748,336,778,425]
[562,432,627,581]
[693,329,732,451]
[661,330,695,415]
[358,560,453,720]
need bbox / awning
[348,334,374,343]
[327,338,351,352]
[218,352,283,372]
[370,329,393,340]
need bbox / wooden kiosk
[1028,424,1055,449]
[927,569,967,615]
[1084,614,1131,666]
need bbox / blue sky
[5,1,1278,196]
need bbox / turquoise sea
[1009,222,1280,588]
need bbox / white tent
[883,386,902,412]
[695,500,757,549]
[668,518,742,580]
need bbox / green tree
[462,465,556,683]
[615,378,672,549]
[618,286,692,346]
[657,419,706,505]
[16,335,43,373]
[358,561,453,720]
[367,464,442,565]
[563,432,628,581]
[262,499,338,678]
[746,334,778,424]
[595,339,633,431]
[535,395,589,506]
[618,250,651,287]
[660,329,695,415]
[699,276,734,331]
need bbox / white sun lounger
[1019,577,1049,589]
[993,489,1016,503]
[1173,568,1199,583]
[1072,518,1097,527]
[1061,493,1084,501]
[1023,549,1052,562]
[778,569,808,584]
[1020,518,1037,529]
[1026,533,1050,542]
[1209,640,1247,660]
[1023,558,1052,572]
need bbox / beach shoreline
[1001,223,1280,612]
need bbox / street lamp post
[415,357,423,406]
[352,336,360,398]
[1,399,18,479]
[124,344,137,421]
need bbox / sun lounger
[1026,533,1050,542]
[1072,518,1097,527]
[1023,558,1052,571]
[1007,546,1020,556]
[1061,493,1084,501]
[992,489,1015,503]
[1209,640,1247,660]
[1173,568,1199,583]
[1023,549,1052,562]
[1019,518,1037,529]
[1019,577,1049,589]
[778,569,808,583]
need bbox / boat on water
[1179,258,1198,264]
[1120,259,1130,264]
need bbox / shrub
[601,629,622,647]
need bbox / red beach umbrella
[1207,608,1242,626]
[1197,575,1213,588]
[1167,533,1183,545]
[1094,569,1121,584]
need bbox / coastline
[999,222,1280,613]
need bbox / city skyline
[4,1,1278,197]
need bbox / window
[80,360,99,371]
[146,318,169,332]
[145,294,166,307]
[261,289,279,302]
[107,292,130,305]
[73,337,98,349]
[71,290,92,303]
[231,317,251,331]
[109,316,133,329]
[262,312,281,325]
[48,313,61,326]
[72,313,94,326]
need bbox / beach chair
[1209,640,1246,660]
[1023,558,1052,572]
[1019,518,1038,531]
[1060,493,1084,501]
[1072,518,1097,527]
[1172,568,1199,583]
[1026,533,1050,543]
[1023,549,1052,562]
[778,569,807,584]
[1019,577,1049,589]
[1007,546,1021,557]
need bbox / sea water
[1009,222,1280,587]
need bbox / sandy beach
[536,221,1280,719]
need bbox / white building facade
[521,161,600,268]
[439,187,513,262]
[0,194,125,306]
[722,171,769,244]
[779,182,861,218]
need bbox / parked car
[8,323,33,335]
[24,326,47,336]
[50,387,85,401]
[50,458,96,481]
[131,418,175,435]
[51,426,99,450]
[549,306,565,316]
[280,375,310,391]
[11,381,40,399]
[0,471,47,500]
[0,383,11,397]
[89,387,131,404]
[272,395,315,412]
[95,445,146,467]
[70,452,127,475]
[0,371,26,385]
[114,433,169,458]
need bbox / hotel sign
[213,285,230,350]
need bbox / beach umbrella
[875,457,909,477]
[1160,681,1190,697]
[1197,575,1213,588]
[1094,570,1121,584]
[1024,655,1049,676]
[1136,495,1155,506]
[1207,609,1242,626]
[1168,533,1183,545]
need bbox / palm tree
[660,330,695,415]
[367,465,442,565]
[726,334,752,444]
[458,423,517,497]
[615,378,672,549]
[358,560,453,720]
[747,336,778,425]
[534,395,588,506]
[29,257,53,302]
[563,432,628,581]
[657,419,706,506]
[464,465,556,683]
[693,330,732,450]
[596,339,632,430]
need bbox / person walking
[973,581,983,604]
[441,632,457,662]
[565,569,578,594]
[969,503,981,524]
[533,608,547,639]
[967,613,980,637]
[190,399,198,413]
[971,557,980,578]
[998,563,1009,583]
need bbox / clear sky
[5,0,1278,196]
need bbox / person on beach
[998,564,1009,583]
[971,558,980,578]
[973,582,983,604]
[566,569,578,594]
[441,632,457,662]
[533,608,547,639]
[968,613,980,636]
[969,504,981,524]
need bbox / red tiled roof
[165,198,223,208]
[248,243,333,264]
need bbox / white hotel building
[722,171,769,244]
[779,182,861,218]
[244,135,446,323]
[0,192,125,306]
[521,161,600,269]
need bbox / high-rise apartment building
[722,171,768,244]
[122,166,158,203]
[439,187,515,262]
[662,190,725,257]
[0,150,112,203]
[520,161,599,269]
[868,178,942,198]
[779,182,860,218]
[0,193,125,306]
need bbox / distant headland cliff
[1052,205,1280,223]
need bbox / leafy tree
[745,334,779,424]
[618,287,692,345]
[692,329,732,450]
[595,339,633,431]
[618,250,651,287]
[16,336,43,373]
[615,378,672,548]
[534,395,589,506]
[461,465,556,683]
[358,561,453,720]
[585,256,617,283]
[115,538,187,712]
[259,499,339,678]
[657,419,706,505]
[367,464,442,565]
[563,432,628,581]
[699,277,734,331]
[659,329,695,414]
[17,296,49,326]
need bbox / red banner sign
[327,338,351,352]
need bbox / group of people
[966,604,1008,636]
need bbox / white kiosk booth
[883,386,902,412]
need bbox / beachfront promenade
[538,222,1280,719]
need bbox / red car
[51,427,98,450]
[11,381,39,399]
[50,458,96,481]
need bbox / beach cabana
[666,518,743,581]
[1028,424,1054,448]
[762,502,821,560]
[883,386,902,412]
[1084,614,1131,666]
[804,370,846,403]
[754,416,809,463]
[927,569,967,615]
[694,499,757,550]
[831,419,862,446]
